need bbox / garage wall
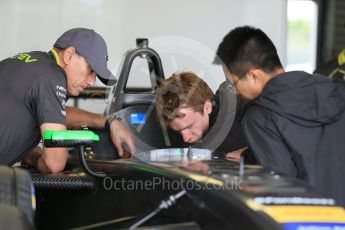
[323,0,345,61]
[0,0,287,111]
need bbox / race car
[30,39,345,230]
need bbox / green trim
[338,49,345,66]
[329,68,339,78]
[329,67,345,78]
[44,130,100,141]
[51,48,61,66]
[17,53,37,63]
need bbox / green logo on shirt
[17,53,38,63]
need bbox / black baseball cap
[54,28,117,85]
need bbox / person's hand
[109,120,136,158]
[225,147,248,163]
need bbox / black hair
[214,25,282,76]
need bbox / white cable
[129,189,187,229]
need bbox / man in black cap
[0,28,135,173]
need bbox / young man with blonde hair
[156,71,249,160]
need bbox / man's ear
[249,69,267,84]
[61,46,76,65]
[204,100,212,115]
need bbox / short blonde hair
[156,71,213,122]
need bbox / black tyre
[0,166,35,226]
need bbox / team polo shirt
[0,50,67,165]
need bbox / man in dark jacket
[215,25,345,207]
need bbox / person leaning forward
[155,71,251,162]
[215,25,345,206]
[0,28,135,173]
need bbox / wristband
[105,114,122,131]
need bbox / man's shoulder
[22,53,67,98]
[242,104,275,126]
[244,104,264,117]
[8,51,66,81]
[30,51,65,75]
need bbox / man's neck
[262,67,285,87]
